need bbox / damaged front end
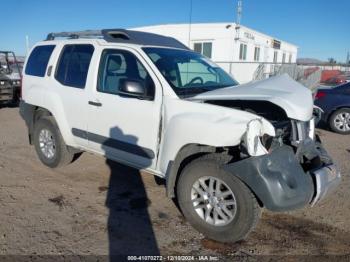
[226,116,341,212]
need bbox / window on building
[282,53,286,63]
[193,43,202,54]
[25,45,55,77]
[193,42,213,58]
[254,47,260,62]
[239,43,247,61]
[202,43,212,58]
[56,44,94,89]
[273,51,278,63]
[289,54,292,63]
[272,39,281,49]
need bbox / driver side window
[97,49,154,96]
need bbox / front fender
[158,98,275,174]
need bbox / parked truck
[0,51,22,105]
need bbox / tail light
[315,91,326,99]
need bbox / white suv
[20,29,341,243]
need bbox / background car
[315,82,350,134]
[322,75,347,86]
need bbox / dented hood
[190,74,313,121]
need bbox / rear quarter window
[55,44,94,89]
[25,45,55,77]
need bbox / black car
[315,82,350,134]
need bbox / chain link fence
[216,61,350,91]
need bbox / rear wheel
[33,116,74,168]
[176,155,261,243]
[329,108,350,134]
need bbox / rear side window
[25,45,55,77]
[55,44,94,89]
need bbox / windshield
[143,47,238,97]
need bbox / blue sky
[2,0,349,62]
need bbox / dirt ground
[0,107,349,261]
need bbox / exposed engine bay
[205,99,321,169]
[206,100,295,147]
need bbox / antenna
[188,0,193,47]
[234,0,242,41]
[236,0,243,25]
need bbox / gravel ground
[0,107,349,261]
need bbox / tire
[176,154,261,243]
[33,116,74,168]
[329,108,350,134]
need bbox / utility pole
[236,0,242,25]
[235,0,242,41]
[347,51,350,64]
[25,35,30,55]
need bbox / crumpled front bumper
[224,139,341,212]
[310,164,341,206]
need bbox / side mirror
[119,79,153,100]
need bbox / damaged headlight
[308,118,315,140]
[244,119,275,157]
[292,119,316,143]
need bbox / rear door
[87,47,162,170]
[48,44,95,147]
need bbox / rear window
[25,45,55,77]
[55,44,94,89]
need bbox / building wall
[133,23,298,83]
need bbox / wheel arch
[23,105,53,144]
[165,143,240,198]
[26,106,70,147]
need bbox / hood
[190,74,313,121]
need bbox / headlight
[309,118,315,140]
[244,119,270,156]
[292,120,315,142]
[0,81,4,85]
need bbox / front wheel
[329,108,350,134]
[176,155,261,243]
[33,116,74,168]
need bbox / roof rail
[46,30,103,40]
[46,29,190,50]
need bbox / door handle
[88,101,102,107]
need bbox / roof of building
[134,22,298,48]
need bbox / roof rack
[46,29,189,50]
[46,30,103,40]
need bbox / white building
[133,23,298,83]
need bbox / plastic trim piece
[224,145,315,212]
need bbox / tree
[328,58,337,64]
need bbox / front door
[87,48,162,170]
